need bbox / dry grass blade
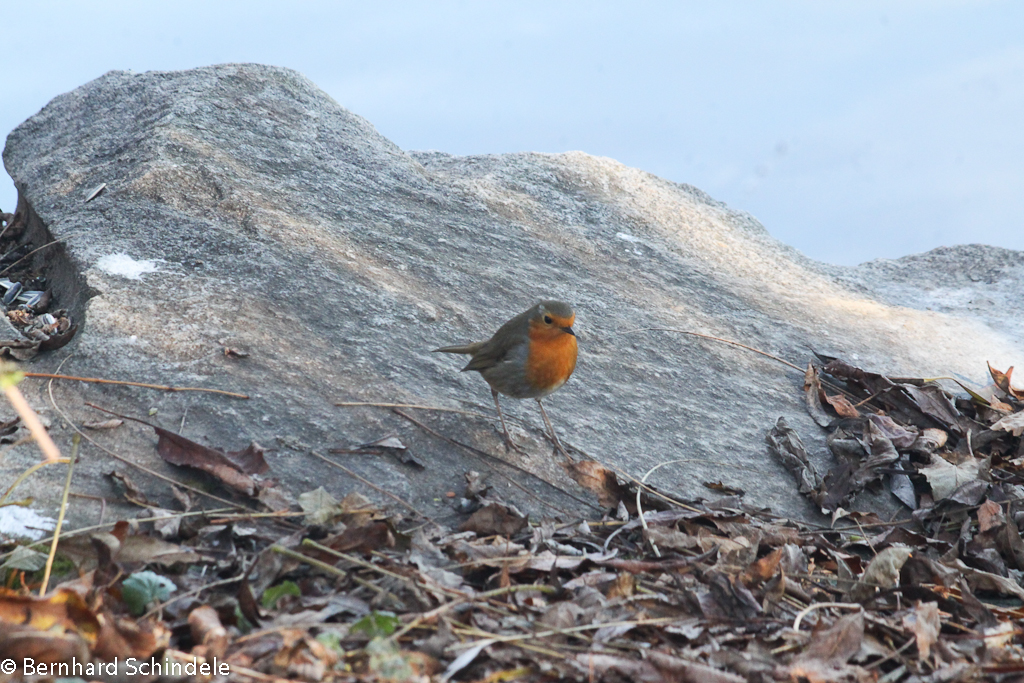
[392,407,601,513]
[0,457,70,505]
[392,584,558,642]
[46,387,251,511]
[307,450,432,521]
[2,368,62,462]
[792,602,864,632]
[27,371,249,398]
[619,327,804,372]
[0,239,62,278]
[335,401,504,423]
[39,434,79,595]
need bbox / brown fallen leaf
[824,392,860,418]
[902,601,940,661]
[564,459,632,510]
[766,418,827,510]
[920,454,983,501]
[155,428,268,496]
[460,503,528,537]
[0,622,90,670]
[703,480,745,496]
[571,653,663,683]
[991,410,1024,437]
[188,605,228,659]
[796,611,865,667]
[93,610,169,661]
[0,589,100,644]
[106,470,152,506]
[270,628,342,681]
[116,534,202,566]
[804,363,833,428]
[977,498,1005,533]
[83,419,123,430]
[847,546,913,602]
[988,362,1024,400]
[741,546,784,586]
[700,572,761,620]
[646,652,746,683]
[322,521,395,555]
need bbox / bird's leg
[536,399,572,460]
[492,388,523,453]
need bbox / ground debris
[4,358,1024,681]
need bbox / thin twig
[3,380,62,462]
[142,573,245,619]
[307,450,432,521]
[864,637,915,670]
[271,545,347,579]
[271,544,401,605]
[0,212,17,244]
[0,239,61,278]
[45,385,250,511]
[618,327,803,372]
[635,460,697,558]
[0,457,70,505]
[336,401,504,422]
[590,454,704,513]
[303,540,415,586]
[393,408,601,513]
[449,616,675,649]
[27,372,249,399]
[792,602,863,632]
[40,434,79,595]
[0,508,235,563]
[392,584,557,641]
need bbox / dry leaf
[564,460,631,510]
[991,410,1024,437]
[188,605,228,658]
[902,601,940,661]
[155,428,268,496]
[460,504,528,537]
[83,419,123,430]
[848,546,913,601]
[920,455,982,500]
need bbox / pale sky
[3,1,1022,265]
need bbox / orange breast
[525,329,578,393]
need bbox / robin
[434,300,578,456]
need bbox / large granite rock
[3,63,1023,530]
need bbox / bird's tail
[432,342,485,355]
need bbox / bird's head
[529,300,576,340]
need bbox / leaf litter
[4,358,1024,680]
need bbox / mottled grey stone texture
[4,63,1022,528]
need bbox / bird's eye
[544,315,553,324]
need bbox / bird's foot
[501,432,528,455]
[544,433,573,461]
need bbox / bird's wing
[433,341,486,355]
[461,335,525,372]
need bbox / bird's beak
[562,326,575,336]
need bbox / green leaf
[0,363,24,389]
[316,631,346,656]
[351,611,399,638]
[121,570,176,616]
[366,637,413,680]
[234,604,253,634]
[261,580,301,609]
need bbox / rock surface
[3,63,1023,529]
